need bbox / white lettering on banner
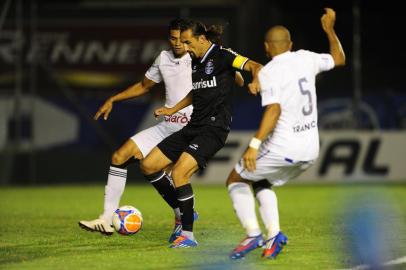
[190,131,406,183]
[52,41,85,63]
[192,76,217,90]
[83,41,118,63]
[0,30,166,65]
[140,40,168,63]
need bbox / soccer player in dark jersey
[140,20,262,248]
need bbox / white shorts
[234,150,314,186]
[130,120,185,158]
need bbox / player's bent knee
[171,163,197,187]
[171,169,187,182]
[111,152,127,166]
[171,169,190,187]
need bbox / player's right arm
[243,68,282,171]
[234,71,244,87]
[94,76,156,120]
[243,103,281,172]
[154,92,193,118]
[321,7,345,67]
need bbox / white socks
[256,188,280,239]
[101,166,127,224]
[181,230,195,241]
[228,182,281,239]
[228,182,261,237]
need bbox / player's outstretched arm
[154,92,193,118]
[243,103,281,171]
[243,60,263,95]
[321,7,345,67]
[94,76,156,120]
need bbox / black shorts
[157,125,229,169]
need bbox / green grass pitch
[1,183,406,270]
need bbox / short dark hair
[180,20,223,45]
[168,18,186,33]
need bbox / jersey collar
[200,43,216,63]
[169,50,189,61]
[272,51,292,61]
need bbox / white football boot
[78,217,114,236]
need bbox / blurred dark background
[0,0,405,184]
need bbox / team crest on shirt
[205,60,214,74]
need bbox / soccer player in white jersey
[227,8,345,260]
[79,19,244,239]
[78,19,194,238]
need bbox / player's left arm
[321,8,345,67]
[243,103,281,172]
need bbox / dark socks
[176,183,194,232]
[143,171,179,209]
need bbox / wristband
[249,137,261,150]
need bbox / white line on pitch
[383,256,406,266]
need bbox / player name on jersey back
[292,120,317,133]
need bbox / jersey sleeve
[308,50,335,74]
[259,68,281,107]
[221,47,250,71]
[145,53,162,83]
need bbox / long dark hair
[180,20,223,45]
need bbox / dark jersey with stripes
[188,44,249,131]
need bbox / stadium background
[1,0,405,184]
[1,1,406,269]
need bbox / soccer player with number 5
[227,8,345,260]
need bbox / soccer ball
[112,205,143,235]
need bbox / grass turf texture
[1,184,406,270]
